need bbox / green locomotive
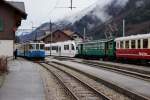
[77,39,116,59]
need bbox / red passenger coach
[115,33,150,61]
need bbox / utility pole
[50,20,52,56]
[123,19,125,37]
[30,21,37,42]
[104,32,108,39]
[83,27,86,42]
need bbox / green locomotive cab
[105,39,116,59]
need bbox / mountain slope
[90,0,150,39]
[19,0,150,42]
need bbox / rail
[51,61,150,100]
[39,62,111,100]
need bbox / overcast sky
[7,0,98,29]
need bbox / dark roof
[38,30,73,40]
[2,0,27,19]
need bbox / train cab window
[64,45,69,50]
[71,44,75,50]
[36,44,39,49]
[138,40,141,49]
[131,40,135,49]
[125,41,129,49]
[29,44,36,50]
[108,42,113,49]
[143,39,148,49]
[40,44,44,50]
[120,41,123,49]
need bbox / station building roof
[2,0,27,19]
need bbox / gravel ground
[50,62,131,100]
[37,65,74,100]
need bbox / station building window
[125,41,129,49]
[143,39,148,49]
[131,40,136,49]
[0,18,3,32]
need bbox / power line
[55,0,76,10]
[46,0,60,18]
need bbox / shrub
[0,56,8,73]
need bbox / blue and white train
[16,42,45,59]
[45,41,77,57]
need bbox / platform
[0,59,45,100]
[56,60,150,99]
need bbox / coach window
[52,46,55,50]
[143,39,148,48]
[101,43,105,49]
[71,44,75,50]
[64,45,69,50]
[125,41,129,49]
[116,42,120,49]
[120,41,123,49]
[149,38,150,49]
[131,40,135,49]
[138,40,141,49]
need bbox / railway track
[39,62,111,100]
[50,60,150,100]
[72,60,150,82]
[51,57,150,81]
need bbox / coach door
[58,46,61,56]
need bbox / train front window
[143,39,148,49]
[40,44,44,50]
[36,44,39,49]
[29,44,36,50]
